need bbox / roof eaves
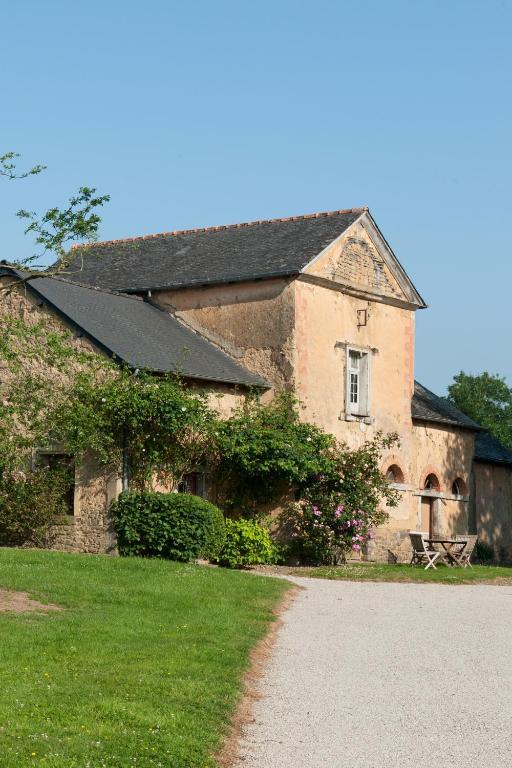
[473,455,512,466]
[474,432,512,467]
[116,269,300,294]
[412,414,482,431]
[412,381,483,432]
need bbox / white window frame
[345,346,371,418]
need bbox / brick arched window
[385,464,404,484]
[424,473,440,492]
[451,477,467,496]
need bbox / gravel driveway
[235,578,512,767]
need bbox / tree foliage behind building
[448,371,512,450]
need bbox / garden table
[425,537,468,566]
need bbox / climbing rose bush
[283,499,376,564]
[280,432,400,564]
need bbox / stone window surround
[335,341,378,424]
[32,446,77,517]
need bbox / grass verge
[0,548,289,767]
[289,562,512,584]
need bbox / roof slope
[412,381,482,430]
[475,431,512,466]
[65,209,365,292]
[2,270,266,388]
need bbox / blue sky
[1,0,511,394]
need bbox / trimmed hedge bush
[111,491,226,562]
[217,519,277,568]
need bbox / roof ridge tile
[71,207,368,250]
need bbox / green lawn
[290,562,512,583]
[0,549,289,768]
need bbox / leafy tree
[212,392,336,514]
[1,151,109,273]
[448,372,512,450]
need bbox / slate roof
[412,381,482,431]
[0,269,267,388]
[474,431,512,466]
[65,208,366,292]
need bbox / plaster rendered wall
[188,381,245,419]
[152,278,296,392]
[291,258,476,560]
[411,423,474,499]
[293,277,415,446]
[291,273,420,562]
[474,462,512,561]
[370,425,474,561]
[409,422,474,543]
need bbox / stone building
[2,206,511,559]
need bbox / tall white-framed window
[346,347,371,416]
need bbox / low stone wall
[365,528,412,563]
[50,512,117,554]
[48,455,120,555]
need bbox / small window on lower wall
[385,464,405,484]
[178,472,206,498]
[451,478,466,496]
[36,452,75,516]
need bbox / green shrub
[475,539,495,563]
[217,519,277,568]
[0,464,73,547]
[111,491,226,562]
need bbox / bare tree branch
[0,152,46,180]
[1,152,109,287]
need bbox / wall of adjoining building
[473,462,512,562]
[0,281,248,555]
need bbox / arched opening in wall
[421,473,441,538]
[385,464,404,484]
[423,473,440,492]
[451,477,467,497]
